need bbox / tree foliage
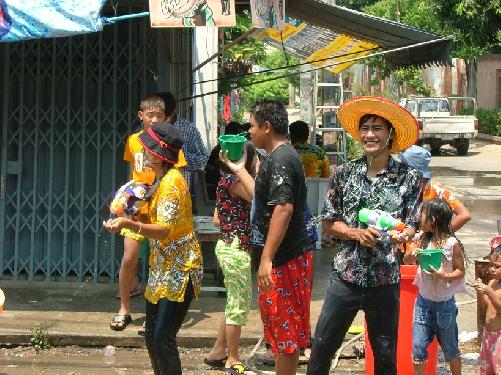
[434,0,501,59]
[339,0,500,96]
[336,0,379,11]
[346,0,500,59]
[238,50,300,111]
[220,11,300,113]
[363,0,442,32]
[219,11,267,95]
[393,67,434,96]
[222,11,267,62]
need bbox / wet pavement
[0,343,480,374]
[430,167,501,214]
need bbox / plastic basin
[365,265,438,375]
[418,249,444,272]
[219,134,246,161]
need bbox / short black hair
[250,100,288,136]
[241,122,251,139]
[156,92,177,116]
[139,95,165,112]
[359,114,393,130]
[225,121,241,135]
[289,121,310,143]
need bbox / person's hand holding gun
[357,227,381,247]
[358,208,413,246]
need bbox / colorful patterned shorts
[215,237,252,326]
[258,251,313,355]
[480,327,501,375]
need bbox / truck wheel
[456,139,469,156]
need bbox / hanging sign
[250,0,285,29]
[149,0,236,27]
[0,0,106,42]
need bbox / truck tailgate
[421,117,476,133]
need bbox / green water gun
[358,208,406,231]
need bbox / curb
[477,133,501,144]
[0,332,262,348]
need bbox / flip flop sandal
[254,352,275,366]
[226,363,255,374]
[110,314,132,331]
[203,356,228,368]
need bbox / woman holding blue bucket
[403,198,466,375]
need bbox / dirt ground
[0,339,480,374]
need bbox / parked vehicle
[399,97,478,155]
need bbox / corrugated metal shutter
[0,10,192,282]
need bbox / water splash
[305,213,330,230]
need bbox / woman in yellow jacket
[104,123,202,375]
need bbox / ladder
[311,69,347,166]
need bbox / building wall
[421,58,467,97]
[192,28,219,151]
[344,59,468,99]
[477,54,501,109]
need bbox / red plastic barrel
[365,265,438,374]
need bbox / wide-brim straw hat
[138,123,183,164]
[338,96,418,153]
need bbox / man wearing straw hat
[307,96,424,375]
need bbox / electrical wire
[179,36,451,103]
[191,45,378,87]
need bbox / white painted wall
[192,27,219,152]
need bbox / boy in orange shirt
[399,145,471,231]
[110,95,186,331]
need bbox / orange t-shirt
[422,179,461,210]
[123,131,187,216]
[123,131,187,184]
[404,178,462,254]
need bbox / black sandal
[203,356,228,368]
[110,314,132,331]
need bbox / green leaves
[235,50,300,112]
[30,323,51,351]
[220,9,301,115]
[348,0,500,59]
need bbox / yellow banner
[254,19,378,73]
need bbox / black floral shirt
[216,173,252,252]
[323,156,423,287]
